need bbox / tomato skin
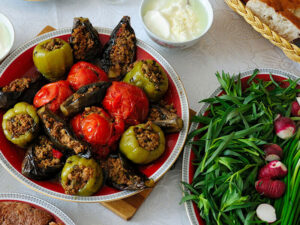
[71,114,84,138]
[33,80,73,112]
[81,113,113,145]
[70,107,125,158]
[103,82,149,126]
[67,61,108,91]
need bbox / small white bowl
[140,0,213,49]
[0,13,14,62]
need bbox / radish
[258,160,287,179]
[263,144,283,161]
[255,178,286,198]
[291,100,300,116]
[274,114,296,139]
[256,203,277,223]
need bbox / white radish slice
[296,97,300,105]
[256,203,277,223]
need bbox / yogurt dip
[0,20,13,60]
[142,0,208,42]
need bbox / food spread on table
[182,70,300,224]
[0,201,61,225]
[1,0,300,224]
[0,16,183,196]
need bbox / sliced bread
[246,0,300,42]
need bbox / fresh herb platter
[182,69,300,225]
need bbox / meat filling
[82,106,109,119]
[34,137,60,169]
[42,114,86,154]
[0,201,54,225]
[43,39,64,51]
[148,102,177,122]
[109,23,136,76]
[2,77,32,92]
[65,165,94,195]
[71,25,95,60]
[141,60,164,91]
[106,157,143,186]
[72,86,97,101]
[134,122,160,151]
[6,114,34,138]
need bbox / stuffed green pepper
[123,60,168,102]
[119,121,165,164]
[33,38,73,81]
[2,102,39,148]
[61,155,103,196]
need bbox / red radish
[263,144,283,161]
[256,203,277,223]
[291,99,300,116]
[274,114,296,139]
[258,160,287,179]
[255,178,286,198]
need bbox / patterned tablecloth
[0,0,299,225]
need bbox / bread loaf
[246,0,300,42]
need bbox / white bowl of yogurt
[0,13,14,62]
[140,0,213,48]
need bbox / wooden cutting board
[36,26,195,220]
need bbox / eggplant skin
[69,17,102,62]
[0,91,20,109]
[100,16,137,79]
[0,76,47,110]
[38,106,92,159]
[148,105,184,133]
[102,153,154,191]
[22,136,63,180]
[60,81,112,117]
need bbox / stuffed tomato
[71,107,125,158]
[67,61,108,91]
[103,81,149,126]
[33,80,73,112]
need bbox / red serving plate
[0,28,189,202]
[182,70,300,225]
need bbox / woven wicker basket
[225,0,300,63]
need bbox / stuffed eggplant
[22,136,63,180]
[69,17,102,62]
[123,60,168,102]
[2,102,39,148]
[102,153,154,191]
[37,106,91,158]
[60,81,111,117]
[61,155,103,196]
[148,104,183,133]
[0,76,47,109]
[100,16,136,79]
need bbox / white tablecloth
[0,0,299,225]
